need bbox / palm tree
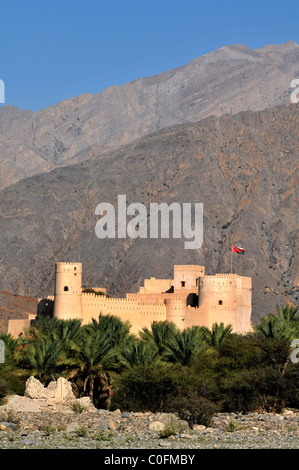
[68,326,119,404]
[19,318,82,370]
[163,327,204,367]
[21,317,82,350]
[275,304,298,322]
[253,313,296,341]
[118,338,159,369]
[86,314,133,348]
[20,337,64,384]
[253,307,299,381]
[22,317,61,342]
[201,323,233,349]
[0,333,19,367]
[140,321,179,358]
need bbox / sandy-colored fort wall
[7,315,36,337]
[51,264,252,334]
[7,263,252,337]
[139,278,173,294]
[53,262,83,320]
[184,274,252,334]
[173,265,205,292]
[81,294,166,334]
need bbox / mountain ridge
[0,102,298,323]
[0,40,298,192]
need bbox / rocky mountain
[0,291,37,332]
[0,103,298,323]
[0,41,298,191]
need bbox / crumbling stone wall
[24,376,75,401]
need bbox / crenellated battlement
[50,262,252,335]
[55,261,82,267]
[82,293,166,308]
[214,273,238,278]
[199,276,237,286]
[56,262,81,266]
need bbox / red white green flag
[232,244,245,254]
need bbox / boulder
[149,421,165,432]
[24,376,75,401]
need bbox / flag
[232,244,245,254]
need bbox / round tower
[197,274,252,333]
[53,262,83,320]
[165,296,186,330]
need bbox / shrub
[70,402,87,414]
[166,394,220,428]
[110,363,185,412]
[219,369,264,412]
[74,426,88,437]
[158,417,184,439]
[43,426,56,436]
[94,430,114,441]
[0,379,10,405]
[226,420,238,432]
[82,288,106,296]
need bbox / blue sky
[1,0,298,111]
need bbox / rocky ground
[0,395,298,449]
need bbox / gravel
[0,397,298,449]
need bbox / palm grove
[0,305,299,427]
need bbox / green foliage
[23,317,82,353]
[0,333,19,364]
[118,338,159,368]
[43,426,56,436]
[0,372,27,405]
[0,378,10,405]
[166,394,220,428]
[94,430,114,441]
[67,326,119,403]
[253,303,298,341]
[200,323,233,349]
[111,363,186,412]
[163,327,205,367]
[275,304,298,322]
[74,426,88,437]
[18,337,64,385]
[158,417,184,438]
[82,288,106,296]
[218,369,264,412]
[85,314,133,349]
[226,420,238,432]
[140,321,179,358]
[70,402,88,413]
[0,304,297,416]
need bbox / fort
[7,263,252,336]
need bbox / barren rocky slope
[0,292,37,332]
[0,41,298,191]
[0,103,298,323]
